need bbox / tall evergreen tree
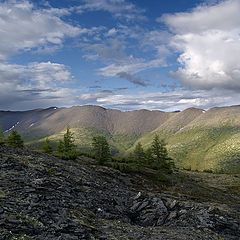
[6,130,24,148]
[151,134,170,170]
[145,147,153,165]
[92,135,111,164]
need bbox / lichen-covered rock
[0,145,239,239]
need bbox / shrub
[111,162,131,173]
[59,149,77,160]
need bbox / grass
[131,125,240,173]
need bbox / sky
[1,0,240,111]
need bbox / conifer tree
[42,138,53,154]
[92,135,111,164]
[6,130,24,148]
[133,142,145,164]
[63,126,75,151]
[151,134,171,171]
[145,147,153,165]
[57,139,65,153]
[57,127,77,160]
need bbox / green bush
[58,149,77,160]
[111,162,131,173]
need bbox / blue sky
[1,0,240,111]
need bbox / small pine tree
[57,139,65,153]
[128,152,134,163]
[92,135,111,164]
[151,134,171,171]
[57,127,77,160]
[63,126,75,151]
[6,130,24,148]
[42,138,53,154]
[133,142,145,164]
[145,147,153,165]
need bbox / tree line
[0,126,174,173]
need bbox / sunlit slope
[1,105,240,172]
[138,106,240,173]
[0,105,173,154]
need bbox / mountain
[0,145,239,239]
[1,105,240,173]
[0,105,173,153]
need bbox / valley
[1,105,240,173]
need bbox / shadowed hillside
[0,106,174,153]
[1,105,240,172]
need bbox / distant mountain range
[1,105,240,173]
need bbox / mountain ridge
[1,104,240,172]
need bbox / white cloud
[77,88,238,111]
[160,0,240,91]
[77,0,146,21]
[0,61,77,109]
[99,58,165,77]
[106,28,117,36]
[0,0,83,59]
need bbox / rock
[0,145,239,240]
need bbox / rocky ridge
[0,145,239,239]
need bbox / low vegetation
[109,134,175,174]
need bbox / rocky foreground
[0,145,239,240]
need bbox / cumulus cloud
[77,0,146,21]
[0,61,77,110]
[160,0,240,91]
[0,0,83,59]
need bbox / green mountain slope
[1,105,240,173]
[0,105,174,154]
[137,106,240,173]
